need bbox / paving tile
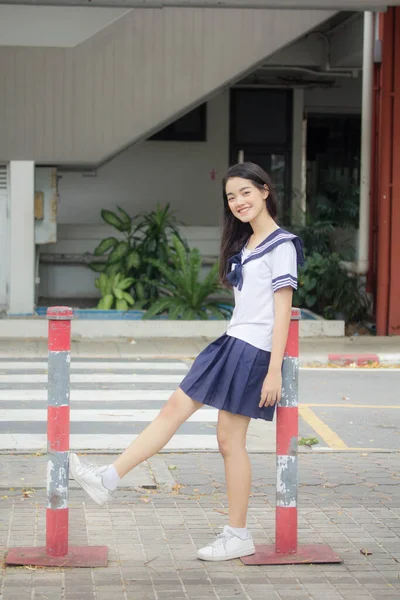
[2,451,400,600]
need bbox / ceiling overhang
[0,5,131,46]
[0,1,395,11]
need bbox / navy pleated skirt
[179,334,275,421]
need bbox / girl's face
[225,177,269,223]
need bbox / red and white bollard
[242,308,342,565]
[47,306,73,557]
[6,307,108,567]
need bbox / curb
[300,353,400,367]
[0,318,345,339]
[328,353,380,366]
[0,352,399,366]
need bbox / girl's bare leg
[217,411,251,528]
[113,388,202,478]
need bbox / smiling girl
[70,162,304,562]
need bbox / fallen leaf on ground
[172,483,184,492]
[299,437,319,447]
[168,465,177,471]
[360,548,372,556]
[214,509,229,515]
[139,497,151,503]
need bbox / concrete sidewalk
[0,336,399,365]
[1,452,400,600]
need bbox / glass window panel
[234,90,289,146]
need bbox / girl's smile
[225,177,269,223]
[237,205,251,217]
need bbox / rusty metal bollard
[46,306,73,556]
[242,308,342,565]
[5,307,108,567]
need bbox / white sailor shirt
[226,228,304,352]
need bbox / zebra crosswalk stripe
[0,373,184,384]
[0,361,189,371]
[0,359,220,452]
[0,434,218,451]
[0,390,173,401]
[0,409,217,422]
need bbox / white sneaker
[197,526,255,562]
[69,453,113,507]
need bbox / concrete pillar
[8,161,35,315]
[291,89,306,226]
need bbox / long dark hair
[219,162,278,284]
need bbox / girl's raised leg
[113,388,202,477]
[70,388,202,505]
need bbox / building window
[150,103,207,141]
[229,89,293,213]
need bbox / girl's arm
[259,287,293,408]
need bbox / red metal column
[376,8,394,335]
[275,310,299,556]
[242,309,342,566]
[388,8,400,335]
[5,307,108,568]
[46,307,72,557]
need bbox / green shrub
[89,204,186,307]
[95,273,135,310]
[144,236,232,320]
[294,252,370,322]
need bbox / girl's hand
[259,369,282,408]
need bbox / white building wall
[56,92,230,227]
[54,78,362,229]
[39,77,361,301]
[0,7,334,164]
[39,92,229,299]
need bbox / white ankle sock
[229,526,249,540]
[101,465,120,491]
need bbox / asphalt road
[0,359,398,452]
[298,368,400,451]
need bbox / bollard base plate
[241,544,342,565]
[5,546,108,568]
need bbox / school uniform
[180,228,304,421]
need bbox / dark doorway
[306,114,361,228]
[229,89,293,213]
[306,114,361,200]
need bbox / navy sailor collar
[226,228,304,290]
